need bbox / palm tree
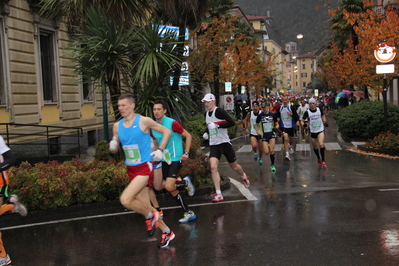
[328,0,370,51]
[154,0,210,91]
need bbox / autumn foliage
[188,15,274,95]
[322,0,399,91]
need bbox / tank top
[205,107,230,146]
[152,116,183,162]
[250,111,261,135]
[307,108,324,133]
[279,105,296,128]
[118,115,153,166]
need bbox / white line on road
[228,177,258,201]
[379,188,399,192]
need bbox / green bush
[180,155,212,188]
[94,140,124,162]
[8,159,129,211]
[183,113,206,139]
[334,100,399,139]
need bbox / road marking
[236,142,342,153]
[228,177,258,201]
[379,188,399,192]
[236,145,252,153]
[324,142,342,150]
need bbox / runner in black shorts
[243,101,263,165]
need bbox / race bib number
[163,149,172,162]
[123,144,141,164]
[209,127,219,137]
[262,122,272,133]
[311,121,322,130]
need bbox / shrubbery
[9,159,128,211]
[334,100,399,139]
[365,131,399,151]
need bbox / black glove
[303,123,308,128]
[324,121,328,127]
[272,127,278,133]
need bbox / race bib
[311,120,322,130]
[209,127,219,137]
[262,122,273,133]
[123,144,141,164]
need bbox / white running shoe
[183,176,196,197]
[179,211,196,223]
[0,254,11,266]
[9,194,27,217]
[212,193,224,203]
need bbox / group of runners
[243,94,329,171]
[108,93,250,249]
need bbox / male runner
[256,102,278,172]
[152,100,196,224]
[109,94,175,248]
[243,101,263,165]
[302,97,328,168]
[202,93,250,202]
[276,95,299,161]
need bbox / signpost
[375,42,396,132]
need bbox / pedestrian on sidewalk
[109,94,175,248]
[302,97,328,168]
[243,101,263,165]
[0,135,28,266]
[151,99,196,224]
[202,93,250,203]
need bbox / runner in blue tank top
[109,94,175,248]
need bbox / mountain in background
[233,0,340,54]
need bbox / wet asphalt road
[3,114,399,266]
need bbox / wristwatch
[158,148,164,152]
[184,151,190,155]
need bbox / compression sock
[320,147,325,161]
[176,179,186,190]
[174,193,189,212]
[313,149,320,159]
[270,153,275,165]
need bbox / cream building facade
[0,1,112,149]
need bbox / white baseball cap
[201,93,216,102]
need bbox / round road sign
[374,43,396,63]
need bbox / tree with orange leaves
[219,34,274,96]
[322,0,399,93]
[188,15,274,97]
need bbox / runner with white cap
[202,93,250,202]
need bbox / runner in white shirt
[302,97,328,168]
[243,101,263,165]
[297,98,309,142]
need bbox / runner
[243,101,263,165]
[109,94,175,248]
[0,135,27,266]
[202,93,250,202]
[152,100,196,224]
[297,98,309,142]
[276,95,299,161]
[256,103,278,172]
[302,97,328,168]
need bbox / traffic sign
[374,43,396,63]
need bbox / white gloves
[151,149,163,162]
[203,132,209,140]
[208,122,217,130]
[109,136,119,153]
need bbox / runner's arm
[214,108,235,128]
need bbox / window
[302,64,306,69]
[301,73,307,78]
[82,76,93,102]
[39,31,58,103]
[302,82,306,88]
